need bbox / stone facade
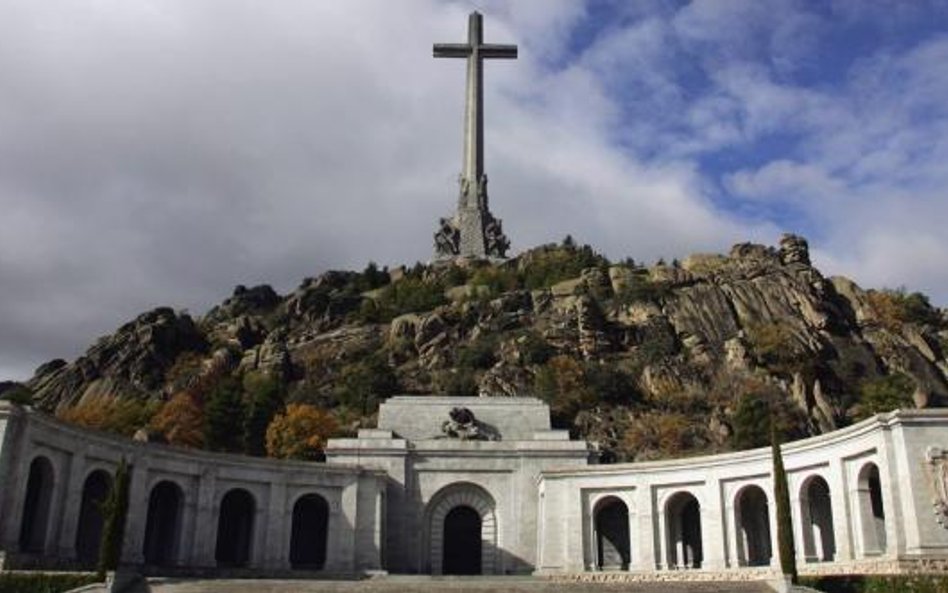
[1,398,948,579]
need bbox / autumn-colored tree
[265,403,339,460]
[57,395,158,436]
[149,392,205,448]
[621,410,708,461]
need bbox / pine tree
[97,458,130,579]
[243,373,285,456]
[204,376,247,453]
[771,424,797,583]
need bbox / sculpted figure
[484,217,509,258]
[434,218,460,256]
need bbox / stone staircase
[139,576,778,593]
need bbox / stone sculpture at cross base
[432,12,515,261]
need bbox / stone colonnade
[536,410,948,575]
[0,402,385,573]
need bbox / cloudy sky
[2,0,948,381]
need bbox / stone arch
[289,493,330,570]
[855,462,886,556]
[734,485,772,567]
[800,475,836,562]
[426,483,497,575]
[18,456,55,554]
[75,469,113,565]
[593,496,630,570]
[665,491,702,569]
[215,488,256,568]
[142,480,184,567]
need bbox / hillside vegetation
[7,234,947,462]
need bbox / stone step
[143,576,776,593]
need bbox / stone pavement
[136,576,776,593]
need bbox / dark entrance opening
[595,497,630,570]
[290,494,329,569]
[442,505,481,575]
[18,456,55,554]
[666,492,703,569]
[215,488,255,567]
[736,486,772,566]
[143,481,183,567]
[75,470,113,566]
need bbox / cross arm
[480,44,518,59]
[433,43,471,58]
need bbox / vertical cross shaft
[432,12,516,261]
[434,12,517,190]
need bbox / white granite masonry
[1,397,947,580]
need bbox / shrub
[468,266,521,295]
[867,287,942,332]
[621,411,704,460]
[0,385,33,405]
[518,331,554,366]
[0,573,99,593]
[56,395,159,437]
[854,372,915,420]
[616,274,671,304]
[336,355,399,416]
[435,368,479,396]
[520,244,608,290]
[534,355,595,427]
[456,336,499,370]
[745,321,810,376]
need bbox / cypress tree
[97,458,130,579]
[243,373,285,456]
[771,425,797,583]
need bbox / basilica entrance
[442,506,482,575]
[426,483,497,575]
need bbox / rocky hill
[14,234,948,461]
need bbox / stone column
[702,484,726,570]
[121,456,148,565]
[54,451,85,560]
[177,478,199,567]
[191,468,218,567]
[633,486,655,571]
[828,459,853,561]
[264,480,288,569]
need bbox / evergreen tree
[204,376,247,453]
[771,423,797,583]
[243,373,285,456]
[97,458,130,579]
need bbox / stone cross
[433,12,515,260]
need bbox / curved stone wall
[0,402,385,574]
[536,409,948,576]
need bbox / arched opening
[215,488,255,568]
[856,463,886,555]
[142,481,183,567]
[18,456,55,554]
[666,492,702,569]
[735,485,772,567]
[801,475,836,562]
[443,506,482,575]
[75,470,113,565]
[594,497,630,570]
[290,493,329,570]
[426,483,497,575]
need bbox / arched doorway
[215,488,255,567]
[594,497,630,570]
[18,456,55,554]
[142,481,183,567]
[856,463,886,555]
[735,485,771,566]
[666,492,702,569]
[801,475,836,562]
[75,470,113,565]
[426,483,497,575]
[290,493,329,569]
[443,506,482,575]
